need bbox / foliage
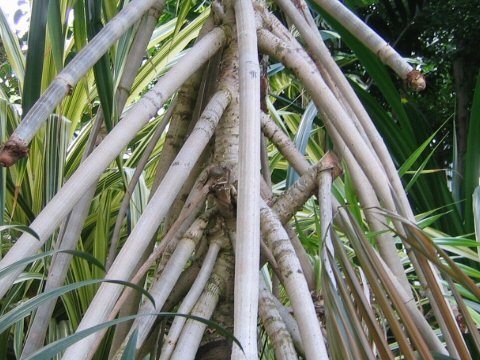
[356,0,480,233]
[0,0,478,358]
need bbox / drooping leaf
[398,120,447,177]
[24,312,242,360]
[0,224,39,239]
[0,250,105,279]
[0,279,155,334]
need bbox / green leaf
[308,3,459,228]
[286,101,316,187]
[86,0,114,128]
[432,237,479,248]
[404,134,447,192]
[112,15,136,96]
[0,250,105,279]
[0,104,5,226]
[120,328,138,360]
[42,115,70,206]
[73,0,88,52]
[22,0,49,115]
[47,0,64,74]
[173,0,195,37]
[0,224,39,240]
[102,0,117,24]
[129,9,209,103]
[309,2,416,142]
[0,279,155,334]
[416,210,452,229]
[343,0,378,10]
[24,312,242,360]
[398,120,447,177]
[451,120,461,207]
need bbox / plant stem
[159,231,223,360]
[0,27,226,299]
[233,0,261,358]
[61,85,230,359]
[260,198,329,359]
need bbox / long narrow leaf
[129,9,209,103]
[398,121,447,177]
[0,224,39,240]
[286,101,317,187]
[173,0,195,37]
[332,233,394,359]
[447,277,480,355]
[47,0,64,74]
[24,312,242,360]
[0,279,155,333]
[0,250,105,279]
[22,0,49,115]
[42,115,70,207]
[120,328,138,360]
[86,0,114,128]
[404,134,447,192]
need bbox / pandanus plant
[0,0,479,359]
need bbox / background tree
[355,0,480,234]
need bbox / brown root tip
[0,136,29,167]
[406,70,426,92]
[321,151,343,178]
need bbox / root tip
[0,136,29,167]
[407,70,426,92]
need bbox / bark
[263,109,446,353]
[106,104,172,271]
[169,249,234,360]
[232,0,261,358]
[20,111,105,357]
[150,71,204,194]
[1,1,465,359]
[274,0,416,223]
[159,228,223,360]
[317,155,338,291]
[131,214,211,351]
[260,199,328,359]
[259,276,298,359]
